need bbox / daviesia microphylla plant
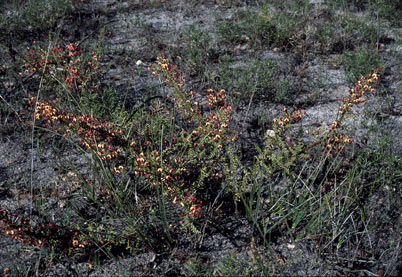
[24,44,238,232]
[23,41,126,173]
[0,38,382,262]
[133,54,237,229]
[227,70,381,201]
[30,98,125,162]
[23,42,100,94]
[0,209,136,260]
[306,70,381,157]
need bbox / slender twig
[30,39,52,218]
[0,93,22,123]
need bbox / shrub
[1,39,383,265]
[342,46,382,83]
[216,58,277,101]
[24,0,73,32]
[217,8,301,49]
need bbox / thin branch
[30,39,52,218]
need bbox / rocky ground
[0,0,401,276]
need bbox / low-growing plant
[342,46,382,83]
[216,58,277,101]
[347,0,402,26]
[213,253,253,276]
[228,69,382,252]
[184,256,212,277]
[217,8,301,50]
[17,41,237,237]
[1,36,388,272]
[341,15,380,46]
[275,79,294,103]
[372,0,402,26]
[22,41,103,113]
[0,209,137,263]
[181,24,216,77]
[0,0,74,44]
[24,0,73,33]
[311,21,336,53]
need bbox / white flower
[266,129,275,137]
[287,243,296,249]
[136,60,143,66]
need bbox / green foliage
[330,0,402,26]
[184,257,212,277]
[18,40,384,256]
[0,1,24,39]
[312,21,336,50]
[341,15,380,45]
[182,24,215,77]
[0,0,73,41]
[372,0,402,26]
[217,58,277,100]
[2,12,397,271]
[184,252,274,277]
[216,17,242,45]
[24,0,73,32]
[217,8,301,49]
[79,87,124,120]
[342,46,382,83]
[234,110,310,242]
[214,254,252,276]
[0,0,401,275]
[271,10,302,48]
[275,79,293,103]
[348,134,401,191]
